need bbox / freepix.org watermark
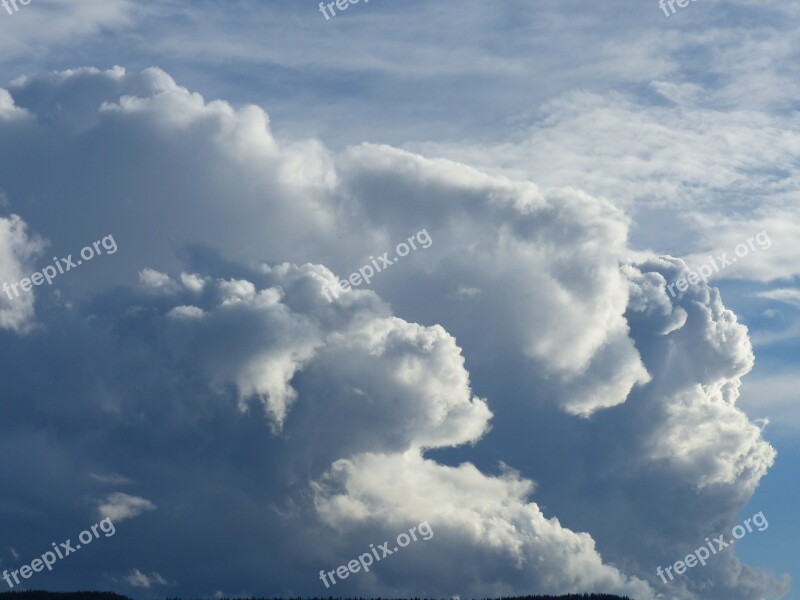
[666,230,771,298]
[2,0,31,16]
[2,517,116,588]
[319,521,433,588]
[2,234,118,300]
[659,0,699,17]
[321,229,432,302]
[319,0,369,20]
[656,512,768,583]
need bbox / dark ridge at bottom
[0,592,634,600]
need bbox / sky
[0,1,798,599]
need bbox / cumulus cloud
[0,213,44,332]
[0,89,29,120]
[0,66,784,600]
[167,305,206,319]
[313,451,655,599]
[68,263,650,598]
[97,492,157,522]
[139,268,181,292]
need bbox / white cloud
[314,451,656,599]
[167,305,205,319]
[124,568,171,588]
[139,268,179,292]
[0,213,45,332]
[756,288,800,307]
[179,272,206,293]
[0,89,29,120]
[97,492,157,522]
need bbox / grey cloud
[0,66,784,599]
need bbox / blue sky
[0,1,798,599]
